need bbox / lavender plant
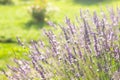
[2,7,120,80]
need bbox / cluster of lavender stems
[1,7,120,80]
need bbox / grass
[0,0,120,78]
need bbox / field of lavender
[1,7,120,80]
[0,0,120,80]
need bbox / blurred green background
[0,0,120,73]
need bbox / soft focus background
[0,0,120,77]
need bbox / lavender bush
[1,7,120,80]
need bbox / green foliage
[28,0,58,22]
[29,5,46,22]
[0,0,12,5]
[28,0,47,22]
